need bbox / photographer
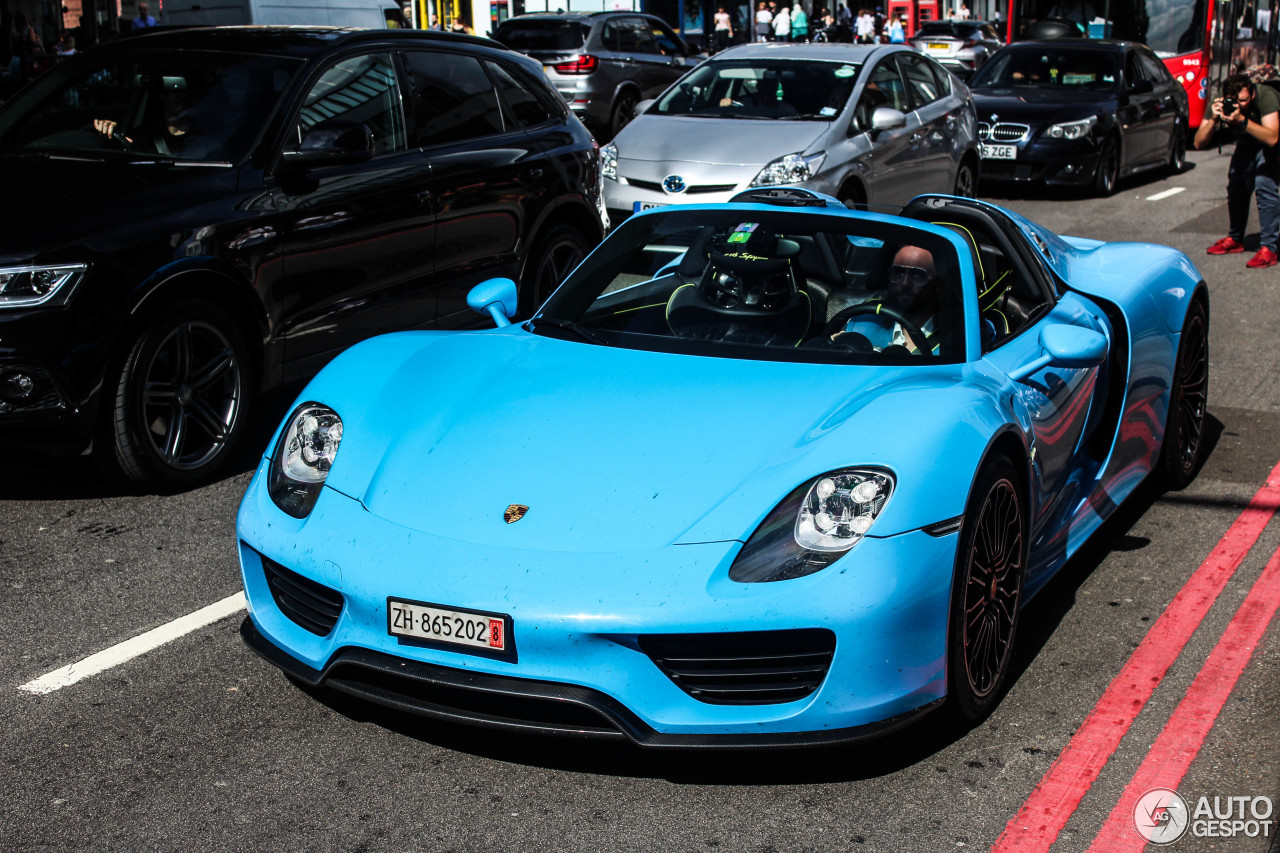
[1196,73,1280,267]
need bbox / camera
[1222,95,1240,115]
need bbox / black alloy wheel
[948,455,1026,722]
[1158,299,1209,489]
[104,300,251,489]
[610,90,639,140]
[1168,123,1187,174]
[1093,137,1119,197]
[954,159,977,199]
[520,224,590,316]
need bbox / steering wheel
[823,302,929,353]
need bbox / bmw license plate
[980,144,1017,160]
[634,201,666,212]
[388,598,510,655]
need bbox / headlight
[750,152,826,187]
[267,402,343,519]
[0,264,87,308]
[1045,116,1097,140]
[601,142,618,181]
[729,468,894,583]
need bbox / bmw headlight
[0,264,87,308]
[601,142,618,181]
[730,469,894,583]
[267,402,343,519]
[1046,116,1097,140]
[750,152,826,187]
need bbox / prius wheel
[1094,137,1119,196]
[948,456,1026,723]
[1158,299,1209,489]
[954,159,977,199]
[102,300,251,490]
[520,224,589,316]
[610,90,639,140]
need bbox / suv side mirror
[282,120,374,167]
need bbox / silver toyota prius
[602,42,980,226]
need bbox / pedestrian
[55,32,75,56]
[790,3,808,41]
[132,1,158,28]
[755,1,773,42]
[428,13,443,30]
[836,1,853,41]
[7,11,43,80]
[448,17,471,34]
[1196,73,1280,268]
[712,4,733,51]
[773,4,790,41]
[956,2,970,20]
[888,13,904,42]
[855,7,875,42]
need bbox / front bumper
[237,457,960,746]
[980,137,1103,186]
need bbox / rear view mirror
[467,278,519,327]
[282,120,374,167]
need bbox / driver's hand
[93,118,117,137]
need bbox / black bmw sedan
[0,27,604,488]
[969,40,1189,196]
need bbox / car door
[271,50,438,372]
[398,48,541,328]
[897,51,958,193]
[847,57,917,207]
[647,17,694,92]
[615,16,670,99]
[1120,48,1160,167]
[1138,46,1181,159]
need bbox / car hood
[970,88,1115,124]
[0,155,238,261]
[311,329,972,553]
[616,115,828,167]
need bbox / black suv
[494,12,702,140]
[0,27,604,488]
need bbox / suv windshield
[494,20,589,51]
[652,59,861,120]
[970,47,1119,90]
[534,208,965,364]
[0,49,301,162]
[915,22,979,37]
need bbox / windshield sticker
[821,106,838,116]
[835,66,855,78]
[727,222,759,243]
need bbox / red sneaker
[1247,247,1279,268]
[1207,236,1245,254]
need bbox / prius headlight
[729,468,894,583]
[267,402,343,518]
[1046,116,1097,140]
[750,152,826,186]
[0,264,87,308]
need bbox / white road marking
[1147,187,1186,201]
[18,592,246,695]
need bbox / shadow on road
[981,160,1196,202]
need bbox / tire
[519,224,590,317]
[947,454,1026,723]
[839,181,867,211]
[954,158,977,199]
[1158,299,1209,489]
[1093,137,1119,197]
[100,299,251,490]
[1167,123,1187,174]
[609,90,639,140]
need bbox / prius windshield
[533,208,965,365]
[651,59,861,119]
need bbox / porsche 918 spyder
[236,187,1208,748]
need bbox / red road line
[1084,542,1280,852]
[991,460,1280,853]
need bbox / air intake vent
[639,629,836,705]
[262,556,344,636]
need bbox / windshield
[915,22,979,37]
[651,59,861,120]
[970,47,1119,90]
[494,19,589,51]
[0,50,300,162]
[534,208,966,365]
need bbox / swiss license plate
[927,42,950,50]
[980,144,1017,160]
[388,598,509,654]
[634,200,666,212]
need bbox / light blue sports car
[236,188,1208,747]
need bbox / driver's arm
[93,118,132,143]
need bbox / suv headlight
[729,468,894,583]
[1046,116,1097,140]
[267,402,344,518]
[0,264,87,308]
[601,142,618,181]
[750,152,826,187]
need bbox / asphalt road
[3,145,1280,853]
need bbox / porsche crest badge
[504,504,529,524]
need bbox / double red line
[993,459,1280,853]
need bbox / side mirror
[467,277,519,327]
[1128,78,1154,95]
[870,107,907,131]
[1009,324,1108,381]
[633,99,655,118]
[281,120,374,167]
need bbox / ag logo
[662,174,688,194]
[504,504,529,524]
[1134,788,1190,845]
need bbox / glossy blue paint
[236,195,1206,742]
